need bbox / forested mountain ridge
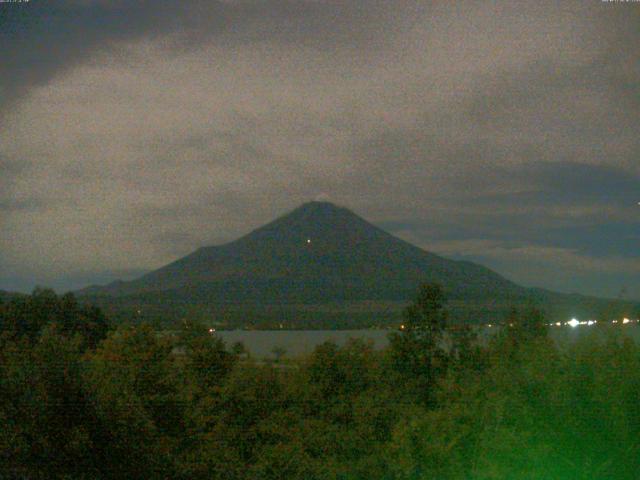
[0,290,24,303]
[80,201,522,299]
[77,202,638,327]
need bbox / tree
[388,283,449,405]
[0,326,98,479]
[271,345,287,363]
[183,334,237,392]
[231,341,248,357]
[83,324,184,479]
[0,289,109,349]
[507,305,548,342]
[387,333,640,479]
[403,283,448,337]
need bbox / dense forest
[1,287,639,479]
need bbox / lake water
[215,329,390,357]
[214,324,640,358]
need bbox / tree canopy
[1,287,639,478]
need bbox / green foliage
[3,287,640,479]
[388,283,449,404]
[271,345,287,363]
[178,323,238,392]
[0,326,97,478]
[83,324,184,478]
[387,332,640,479]
[507,305,548,341]
[0,288,109,348]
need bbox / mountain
[77,202,638,327]
[0,290,22,303]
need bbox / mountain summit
[78,202,634,327]
[81,201,519,299]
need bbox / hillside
[77,202,638,327]
[0,290,25,303]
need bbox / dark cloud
[462,162,639,212]
[0,0,393,111]
[380,160,639,262]
[518,162,638,205]
[0,198,47,213]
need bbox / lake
[214,329,390,358]
[214,324,640,358]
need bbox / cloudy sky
[1,0,638,299]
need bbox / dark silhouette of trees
[2,287,640,478]
[0,288,109,348]
[503,304,548,347]
[388,283,449,405]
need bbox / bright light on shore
[479,318,640,329]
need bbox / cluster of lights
[477,318,640,329]
[550,317,639,328]
[563,317,639,328]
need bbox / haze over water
[215,325,640,358]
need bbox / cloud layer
[1,1,638,299]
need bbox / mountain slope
[80,202,522,300]
[0,290,25,303]
[77,202,637,326]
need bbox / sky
[0,0,638,300]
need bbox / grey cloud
[0,0,395,112]
[464,161,639,211]
[1,1,639,297]
[0,198,48,213]
[438,241,640,300]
